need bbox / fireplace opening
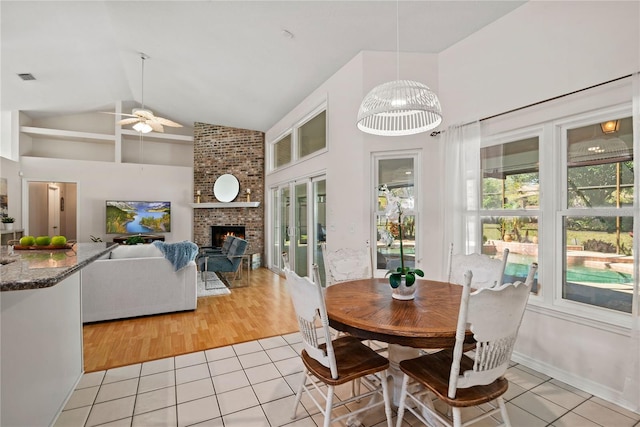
[211,225,246,247]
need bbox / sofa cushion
[110,244,163,259]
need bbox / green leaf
[405,273,416,286]
[389,273,402,288]
[414,269,425,277]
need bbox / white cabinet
[1,273,83,426]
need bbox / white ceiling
[1,1,525,133]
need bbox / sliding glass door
[270,175,326,281]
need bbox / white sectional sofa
[81,244,197,322]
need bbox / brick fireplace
[193,122,265,266]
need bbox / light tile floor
[56,332,640,427]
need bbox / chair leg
[380,370,393,427]
[452,407,462,427]
[498,397,512,427]
[324,385,335,427]
[395,374,410,427]
[291,371,306,420]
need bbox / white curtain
[441,121,481,275]
[622,72,640,412]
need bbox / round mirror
[213,174,240,203]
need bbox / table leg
[388,344,440,427]
[387,344,420,406]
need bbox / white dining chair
[447,243,510,289]
[396,263,538,427]
[320,242,373,286]
[283,261,393,427]
[320,242,387,354]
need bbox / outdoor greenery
[484,220,632,257]
[568,161,634,208]
[483,172,539,210]
[483,159,634,255]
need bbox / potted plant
[125,235,144,245]
[1,216,15,231]
[379,185,424,300]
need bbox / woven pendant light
[357,80,442,136]
[357,1,442,136]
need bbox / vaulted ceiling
[1,1,525,133]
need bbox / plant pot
[392,277,416,301]
[3,223,13,231]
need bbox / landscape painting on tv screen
[106,201,171,234]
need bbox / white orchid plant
[379,185,424,288]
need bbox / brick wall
[193,122,265,265]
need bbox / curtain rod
[430,73,635,137]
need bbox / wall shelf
[190,202,260,208]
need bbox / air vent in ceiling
[18,73,36,81]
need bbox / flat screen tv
[106,200,171,234]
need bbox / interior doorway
[47,185,60,236]
[27,181,77,240]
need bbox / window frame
[268,102,327,173]
[479,126,544,301]
[480,90,636,332]
[552,104,635,325]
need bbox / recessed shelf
[190,202,260,208]
[20,126,115,142]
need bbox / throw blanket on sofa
[153,241,199,272]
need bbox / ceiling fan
[113,54,183,134]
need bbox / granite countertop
[0,242,117,292]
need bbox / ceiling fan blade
[117,118,140,125]
[101,111,138,118]
[154,117,183,128]
[147,121,164,133]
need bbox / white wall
[438,0,640,125]
[265,50,444,276]
[0,156,22,227]
[437,0,640,411]
[0,111,19,161]
[19,157,193,243]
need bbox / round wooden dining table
[325,277,474,404]
[325,277,473,349]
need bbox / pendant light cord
[395,0,400,81]
[140,54,146,109]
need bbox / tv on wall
[106,200,171,234]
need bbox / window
[298,111,326,158]
[374,154,418,273]
[562,116,634,313]
[273,134,292,169]
[480,135,540,293]
[479,96,637,325]
[270,106,326,172]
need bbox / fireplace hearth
[211,225,246,247]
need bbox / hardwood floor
[82,268,299,373]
